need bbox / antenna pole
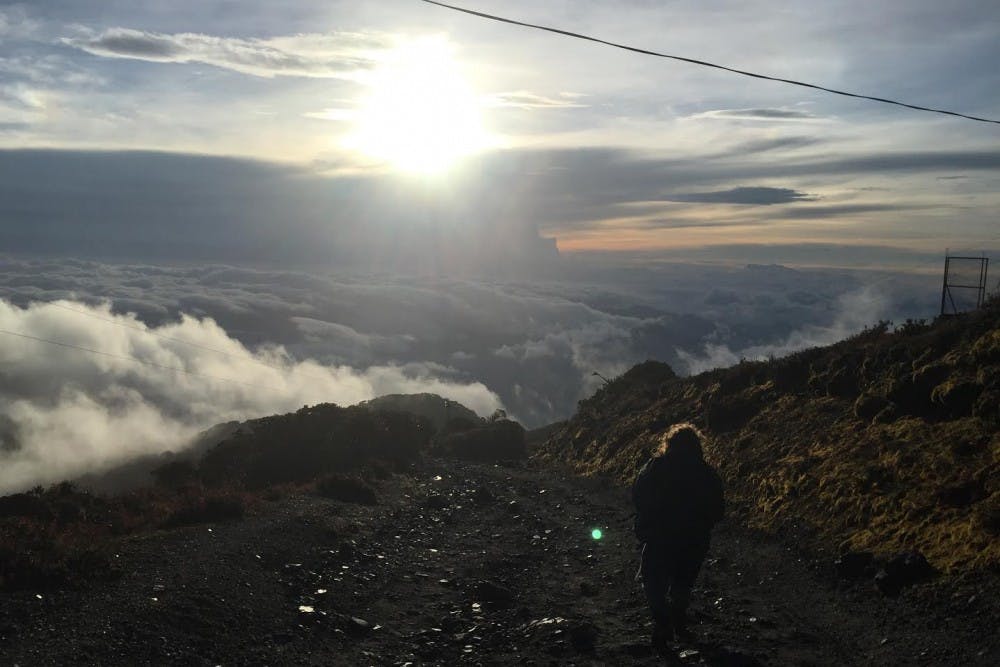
[940,250,951,316]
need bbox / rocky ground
[2,458,997,666]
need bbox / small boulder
[346,616,372,636]
[471,580,514,606]
[875,551,936,597]
[835,551,876,579]
[568,621,599,652]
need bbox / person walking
[632,423,724,651]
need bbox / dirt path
[2,459,996,665]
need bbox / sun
[346,37,494,174]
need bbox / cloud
[63,28,385,79]
[291,317,415,362]
[771,203,916,219]
[805,151,1000,175]
[0,255,944,433]
[489,91,588,109]
[677,286,891,374]
[0,84,45,111]
[691,108,823,121]
[0,149,559,273]
[0,6,38,40]
[303,108,356,122]
[2,147,997,263]
[663,186,815,205]
[0,258,713,429]
[0,298,502,493]
[723,136,826,156]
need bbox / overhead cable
[421,0,1000,126]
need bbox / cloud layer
[678,286,892,373]
[0,298,502,493]
[0,255,945,430]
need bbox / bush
[854,393,890,421]
[437,420,527,462]
[316,474,377,505]
[0,534,114,592]
[151,459,198,488]
[162,493,245,528]
[199,405,433,489]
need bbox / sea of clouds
[0,256,940,492]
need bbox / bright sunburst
[347,37,493,174]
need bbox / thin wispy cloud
[771,203,918,220]
[0,6,38,39]
[63,28,388,79]
[690,108,824,121]
[0,84,45,111]
[303,108,356,122]
[489,91,588,109]
[663,186,815,206]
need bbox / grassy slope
[538,301,1000,573]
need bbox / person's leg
[668,544,708,635]
[640,542,672,640]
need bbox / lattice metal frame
[940,253,989,316]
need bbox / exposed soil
[2,459,996,666]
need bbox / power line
[421,0,1000,126]
[0,327,283,392]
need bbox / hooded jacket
[632,446,725,547]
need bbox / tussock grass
[538,300,1000,573]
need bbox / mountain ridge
[538,300,1000,573]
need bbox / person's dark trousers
[640,539,708,631]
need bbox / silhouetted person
[632,424,724,651]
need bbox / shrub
[0,533,114,592]
[0,489,49,520]
[162,493,245,528]
[437,420,527,462]
[975,493,1000,536]
[896,318,929,336]
[854,393,890,421]
[316,474,378,505]
[151,459,198,488]
[200,405,432,489]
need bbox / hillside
[3,313,999,664]
[0,303,1000,666]
[359,393,485,432]
[538,300,1000,573]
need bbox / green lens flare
[591,528,603,540]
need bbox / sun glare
[346,37,493,174]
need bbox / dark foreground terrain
[2,458,996,666]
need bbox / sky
[0,1,998,490]
[0,0,998,257]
